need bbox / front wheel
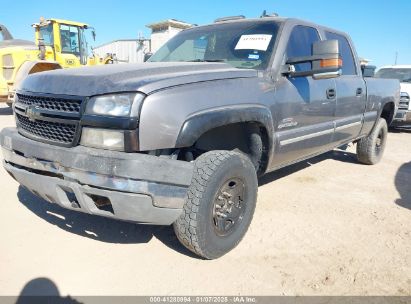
[356,118,388,165]
[174,150,258,259]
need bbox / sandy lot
[0,104,410,297]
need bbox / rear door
[324,31,366,145]
[273,25,336,166]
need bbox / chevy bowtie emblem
[25,105,41,122]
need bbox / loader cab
[34,18,96,67]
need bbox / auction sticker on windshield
[235,34,272,51]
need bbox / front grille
[399,101,409,110]
[16,93,82,114]
[399,93,410,111]
[16,113,77,144]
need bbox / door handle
[356,88,363,96]
[326,88,336,99]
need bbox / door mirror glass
[144,52,153,62]
[361,65,376,77]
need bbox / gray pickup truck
[0,15,400,259]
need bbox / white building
[94,39,150,63]
[94,19,193,63]
[359,57,372,66]
[146,19,193,53]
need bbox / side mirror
[361,65,376,77]
[283,39,342,79]
[144,52,153,62]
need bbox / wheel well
[14,61,62,89]
[381,102,395,125]
[184,122,269,175]
[28,62,62,74]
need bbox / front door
[272,25,336,167]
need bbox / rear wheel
[174,150,258,259]
[357,118,388,165]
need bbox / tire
[247,130,264,172]
[356,118,388,165]
[174,150,258,259]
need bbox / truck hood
[19,62,258,96]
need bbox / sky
[2,0,410,68]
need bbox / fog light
[80,128,124,151]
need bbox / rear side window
[325,31,357,75]
[286,26,320,72]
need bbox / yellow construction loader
[0,18,116,106]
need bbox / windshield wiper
[185,59,226,63]
[402,78,411,83]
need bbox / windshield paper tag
[235,34,272,51]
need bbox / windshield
[375,68,411,83]
[79,27,95,64]
[39,24,53,45]
[148,21,280,70]
[82,28,95,56]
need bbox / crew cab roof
[191,16,349,39]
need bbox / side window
[60,24,80,54]
[39,24,53,46]
[286,25,320,72]
[325,31,356,75]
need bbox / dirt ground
[0,103,410,297]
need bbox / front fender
[138,76,275,151]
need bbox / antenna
[137,30,146,47]
[394,51,398,65]
[260,10,279,18]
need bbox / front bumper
[0,127,194,225]
[392,110,411,126]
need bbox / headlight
[80,127,124,151]
[85,93,144,117]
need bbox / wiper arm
[185,59,226,63]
